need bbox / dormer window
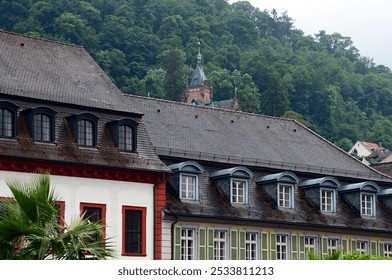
[67,113,98,147]
[299,177,340,214]
[24,107,56,143]
[340,181,380,218]
[257,171,299,209]
[0,101,18,138]
[109,119,138,152]
[210,166,252,205]
[168,161,204,201]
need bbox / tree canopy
[2,0,392,152]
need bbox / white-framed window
[213,230,228,260]
[361,193,375,216]
[327,238,339,254]
[276,234,289,260]
[320,188,335,212]
[180,228,196,260]
[180,174,197,200]
[357,240,369,254]
[305,236,317,256]
[384,243,392,257]
[278,184,294,208]
[245,232,258,260]
[231,179,248,204]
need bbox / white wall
[0,170,155,259]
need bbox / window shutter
[379,242,384,257]
[298,235,305,260]
[261,232,269,260]
[321,236,328,259]
[270,233,277,260]
[341,238,348,255]
[351,239,357,254]
[230,230,238,260]
[198,227,206,260]
[291,234,298,260]
[173,226,181,260]
[370,241,377,255]
[207,228,214,260]
[239,230,246,260]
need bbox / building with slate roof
[124,94,392,260]
[0,31,170,259]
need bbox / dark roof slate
[124,95,392,182]
[0,31,141,114]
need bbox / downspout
[171,215,178,260]
[153,173,166,260]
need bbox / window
[276,234,289,260]
[327,238,339,254]
[231,179,247,204]
[245,232,258,260]
[321,189,335,212]
[34,113,52,142]
[361,193,375,216]
[357,241,369,254]
[0,102,18,138]
[78,119,95,146]
[305,236,317,256]
[0,109,13,137]
[213,230,228,260]
[122,206,146,256]
[384,243,392,257]
[119,124,134,151]
[180,174,197,200]
[181,228,196,260]
[278,184,293,208]
[80,203,106,241]
[55,201,65,228]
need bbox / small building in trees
[0,31,170,259]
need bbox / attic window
[24,107,57,143]
[67,113,98,147]
[0,101,19,138]
[109,119,138,153]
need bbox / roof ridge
[0,29,84,49]
[123,93,295,121]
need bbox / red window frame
[56,201,65,227]
[80,202,107,240]
[122,206,147,257]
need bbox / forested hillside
[2,0,392,152]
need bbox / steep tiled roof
[124,95,392,182]
[0,31,168,173]
[0,31,141,114]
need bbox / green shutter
[174,226,181,260]
[270,233,277,260]
[198,227,206,260]
[291,234,298,260]
[370,241,377,255]
[239,230,246,260]
[298,235,305,260]
[321,236,328,259]
[351,239,357,254]
[379,242,385,257]
[341,238,348,255]
[230,230,238,260]
[207,228,214,260]
[261,232,269,260]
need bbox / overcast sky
[231,0,392,69]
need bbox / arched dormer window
[109,119,138,152]
[340,181,380,217]
[24,107,56,143]
[67,113,98,147]
[299,177,341,213]
[256,171,299,209]
[168,161,204,201]
[0,101,19,138]
[210,166,253,205]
